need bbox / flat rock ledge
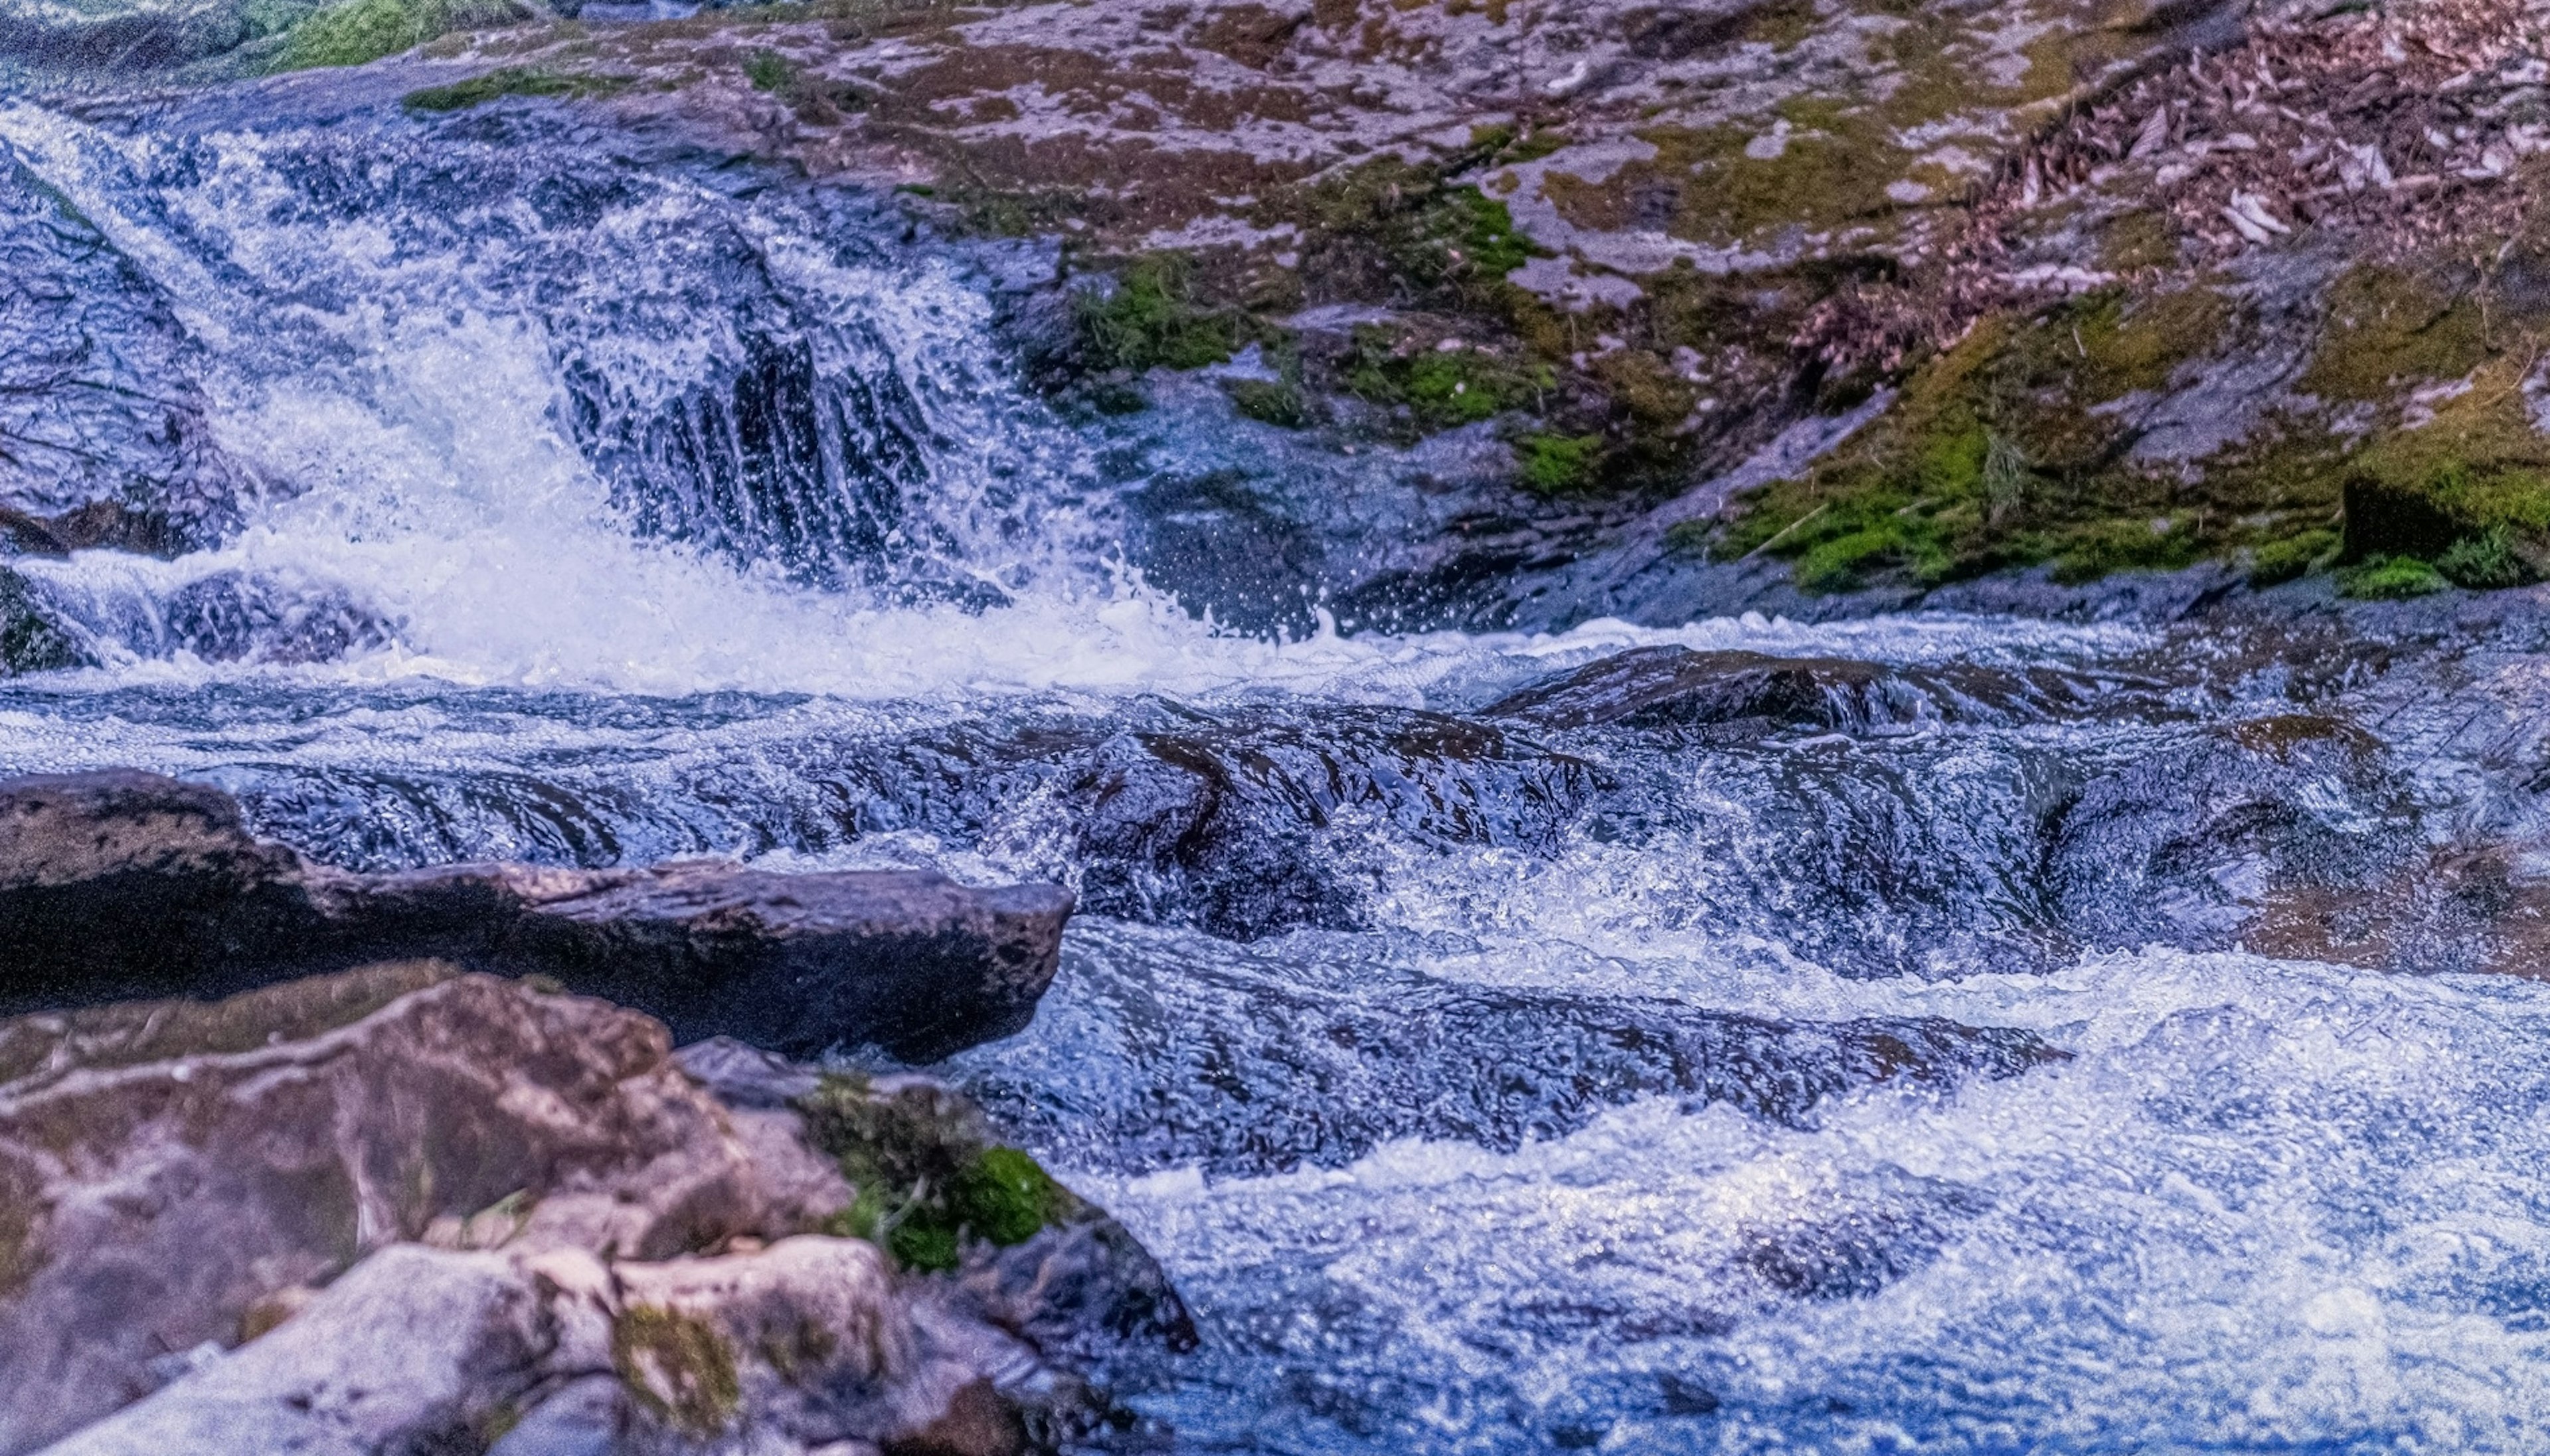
[0,962,1191,1456]
[0,770,1073,1061]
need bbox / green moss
[1517,432,1602,493]
[2341,358,2550,565]
[1345,330,1545,429]
[798,1076,1075,1274]
[1225,378,1310,428]
[2249,528,2340,586]
[2050,515,2204,583]
[1280,163,1546,305]
[401,66,627,111]
[2299,266,2493,404]
[1078,254,1244,374]
[275,0,527,70]
[951,1146,1062,1246]
[613,1305,740,1435]
[2338,556,2450,600]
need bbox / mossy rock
[1076,254,1247,376]
[274,0,527,72]
[1517,432,1602,493]
[798,1075,1076,1273]
[613,1304,740,1435]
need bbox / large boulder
[0,770,1072,1060]
[0,965,1186,1455]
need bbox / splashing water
[3,80,2549,1456]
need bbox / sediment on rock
[0,769,1072,1060]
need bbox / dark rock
[0,770,1072,1060]
[151,571,400,665]
[1484,645,2114,735]
[0,501,187,559]
[0,568,89,675]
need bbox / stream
[3,76,2550,1455]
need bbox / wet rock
[0,568,89,675]
[0,501,187,559]
[0,769,1072,1060]
[1064,708,1598,941]
[0,966,1185,1455]
[2046,714,2424,951]
[1486,645,2115,735]
[0,150,240,542]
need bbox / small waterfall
[0,91,1118,687]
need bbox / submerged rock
[954,941,2067,1178]
[0,770,1072,1060]
[2047,715,2424,952]
[1064,708,1598,941]
[0,965,1184,1456]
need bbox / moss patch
[1709,282,2347,590]
[401,66,628,111]
[2299,266,2494,404]
[1225,377,1311,427]
[1078,254,1246,374]
[1517,432,1602,493]
[2338,556,2450,600]
[614,1305,740,1435]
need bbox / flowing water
[5,80,2550,1455]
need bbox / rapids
[3,77,2550,1455]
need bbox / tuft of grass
[2338,555,2450,600]
[2436,526,2535,590]
[1225,378,1310,428]
[1517,432,1602,493]
[612,1305,739,1435]
[401,66,626,112]
[744,48,794,92]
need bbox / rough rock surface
[0,965,1185,1455]
[0,769,1073,1060]
[181,0,2527,629]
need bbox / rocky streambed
[4,0,2550,1449]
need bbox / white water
[4,90,2550,1456]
